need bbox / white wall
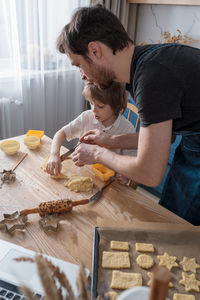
[135,4,200,48]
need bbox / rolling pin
[20,199,89,217]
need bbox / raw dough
[173,294,195,300]
[110,241,129,251]
[64,175,93,192]
[111,271,142,290]
[135,243,154,253]
[179,272,200,292]
[102,251,130,269]
[180,257,200,273]
[157,252,178,271]
[136,254,154,269]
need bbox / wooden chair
[126,102,140,189]
[127,102,140,132]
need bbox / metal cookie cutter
[0,211,28,234]
[39,214,60,232]
[0,153,27,188]
[0,169,16,187]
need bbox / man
[57,5,200,225]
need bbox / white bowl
[117,286,170,300]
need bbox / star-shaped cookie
[179,272,200,292]
[157,252,178,270]
[180,257,200,273]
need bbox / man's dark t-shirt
[126,44,200,132]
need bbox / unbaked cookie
[173,294,195,300]
[135,243,154,253]
[136,254,154,269]
[102,251,130,269]
[179,272,200,292]
[157,252,178,271]
[111,241,129,251]
[180,257,200,273]
[111,271,142,290]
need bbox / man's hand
[80,129,114,148]
[72,143,103,166]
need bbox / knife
[88,174,116,203]
[60,142,80,162]
[20,176,116,217]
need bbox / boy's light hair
[83,81,128,116]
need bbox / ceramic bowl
[1,140,20,155]
[24,136,40,150]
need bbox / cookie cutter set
[0,210,60,234]
[0,175,116,234]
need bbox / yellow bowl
[24,136,40,150]
[1,140,20,155]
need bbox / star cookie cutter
[39,214,60,232]
[0,153,27,188]
[0,211,28,234]
[0,169,16,188]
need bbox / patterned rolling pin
[20,199,89,217]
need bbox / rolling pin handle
[72,199,89,207]
[20,208,39,215]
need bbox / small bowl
[24,136,40,150]
[1,140,20,155]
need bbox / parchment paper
[97,225,200,300]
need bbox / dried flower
[140,29,198,46]
[16,256,95,300]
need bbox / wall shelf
[127,0,200,5]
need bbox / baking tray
[91,224,200,299]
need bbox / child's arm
[46,128,66,176]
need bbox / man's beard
[90,62,115,89]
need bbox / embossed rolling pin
[20,177,115,216]
[19,199,89,217]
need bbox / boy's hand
[46,154,62,176]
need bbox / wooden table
[0,135,189,271]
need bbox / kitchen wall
[135,4,200,48]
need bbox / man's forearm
[110,133,139,149]
[94,148,154,186]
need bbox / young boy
[46,81,137,180]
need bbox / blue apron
[134,44,200,225]
[159,132,200,225]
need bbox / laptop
[0,239,89,299]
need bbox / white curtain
[0,0,89,139]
